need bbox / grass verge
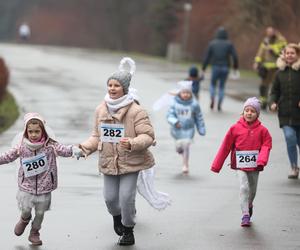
[0,91,19,133]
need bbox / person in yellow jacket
[253,27,287,109]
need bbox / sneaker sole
[241,223,251,227]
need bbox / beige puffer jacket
[80,101,155,175]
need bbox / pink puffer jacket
[211,117,272,173]
[0,139,73,194]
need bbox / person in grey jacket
[202,26,239,111]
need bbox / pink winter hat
[243,97,261,114]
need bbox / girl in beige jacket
[79,58,155,246]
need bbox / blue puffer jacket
[167,95,206,140]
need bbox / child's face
[243,106,258,123]
[107,79,124,99]
[179,90,192,101]
[27,123,43,142]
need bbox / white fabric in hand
[72,146,83,160]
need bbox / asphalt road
[0,43,299,250]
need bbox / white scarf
[23,138,45,151]
[104,93,134,114]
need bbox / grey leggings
[237,170,259,215]
[17,191,51,230]
[103,172,139,227]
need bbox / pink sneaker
[241,215,251,227]
[14,216,31,236]
[28,228,42,246]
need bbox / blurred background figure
[186,66,203,100]
[0,57,9,100]
[201,26,239,112]
[18,23,31,42]
[253,26,287,110]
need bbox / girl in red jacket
[211,97,272,227]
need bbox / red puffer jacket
[211,117,272,173]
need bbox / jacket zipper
[288,68,292,125]
[34,150,38,195]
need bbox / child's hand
[270,103,277,111]
[175,122,181,128]
[72,146,84,160]
[257,165,264,171]
[120,137,131,150]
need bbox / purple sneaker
[241,215,251,227]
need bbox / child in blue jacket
[167,81,206,174]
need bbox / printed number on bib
[21,153,48,177]
[100,123,125,143]
[177,108,192,119]
[236,150,258,169]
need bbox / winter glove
[72,146,84,160]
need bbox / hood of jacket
[22,112,55,141]
[276,56,300,71]
[215,27,228,40]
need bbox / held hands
[120,137,131,150]
[72,145,85,160]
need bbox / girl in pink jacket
[211,97,272,227]
[0,113,80,245]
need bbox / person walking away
[202,26,239,111]
[18,23,31,42]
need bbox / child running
[167,80,206,174]
[0,112,81,245]
[211,97,272,227]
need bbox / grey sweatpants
[237,170,259,215]
[103,172,139,227]
[17,190,51,230]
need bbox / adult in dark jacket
[269,43,300,179]
[202,26,238,111]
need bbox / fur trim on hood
[276,55,300,71]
